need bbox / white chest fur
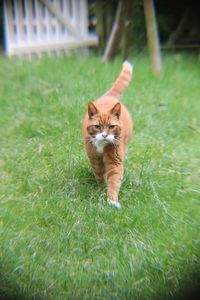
[93,140,108,153]
[92,133,115,154]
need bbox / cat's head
[86,102,122,146]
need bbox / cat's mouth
[94,137,109,144]
[100,136,114,144]
[91,136,113,144]
[90,133,116,146]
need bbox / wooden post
[166,9,189,47]
[143,0,162,75]
[95,0,104,50]
[102,0,133,62]
[121,0,133,61]
[102,1,122,61]
[105,1,113,41]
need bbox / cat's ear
[110,102,121,119]
[88,102,98,119]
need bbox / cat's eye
[109,125,115,129]
[94,125,101,129]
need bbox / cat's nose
[102,132,108,138]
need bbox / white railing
[3,0,97,57]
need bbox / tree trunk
[143,0,162,75]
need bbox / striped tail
[105,61,133,98]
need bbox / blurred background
[0,2,200,300]
[0,0,200,73]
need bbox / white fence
[3,0,97,57]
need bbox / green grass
[0,52,200,300]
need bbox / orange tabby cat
[82,62,133,208]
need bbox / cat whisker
[86,138,93,145]
[112,139,118,145]
[112,137,120,145]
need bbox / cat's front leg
[89,155,105,184]
[104,164,124,208]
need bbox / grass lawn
[0,52,200,300]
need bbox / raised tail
[105,61,133,98]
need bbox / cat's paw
[107,199,121,209]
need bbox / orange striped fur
[105,61,133,98]
[82,62,133,208]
